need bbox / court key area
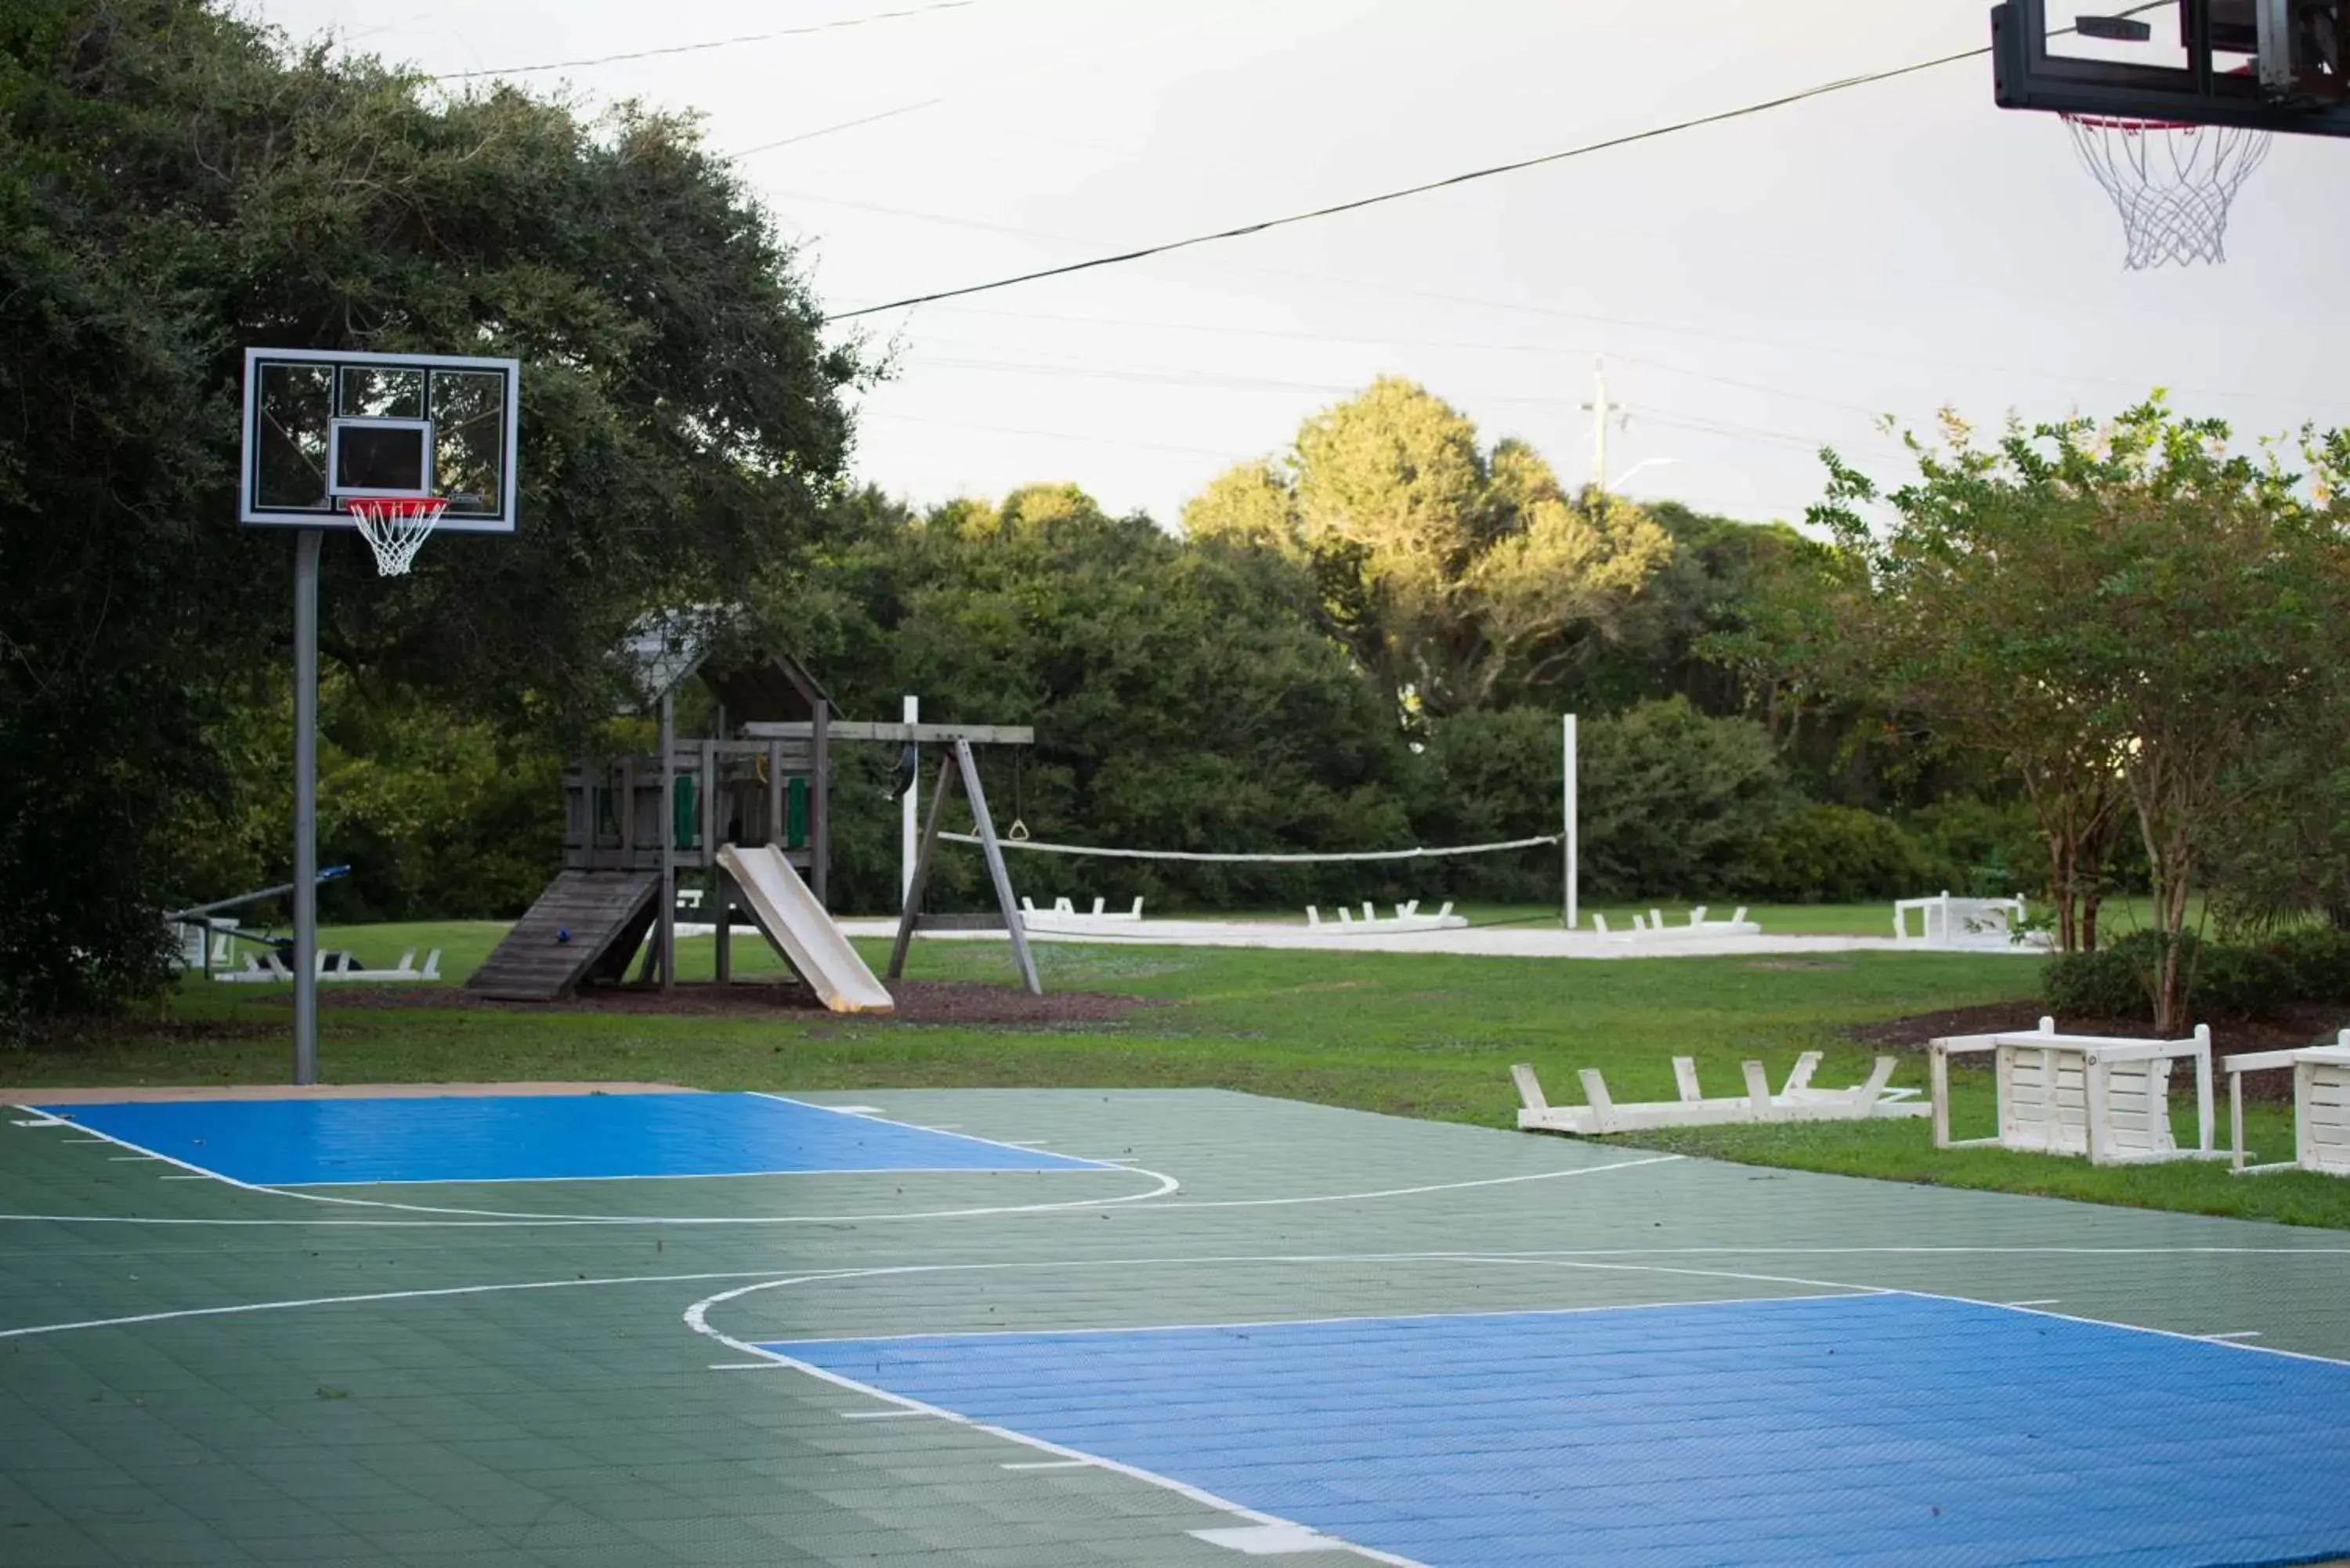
[3,1085,2348,1567]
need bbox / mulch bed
[308,978,1158,1027]
[1849,1001,2350,1103]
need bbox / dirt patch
[307,978,1159,1027]
[1848,1000,2350,1103]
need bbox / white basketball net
[345,497,448,577]
[2062,115,2272,269]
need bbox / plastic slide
[715,844,895,1013]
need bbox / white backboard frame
[240,347,521,533]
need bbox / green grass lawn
[10,915,2347,1229]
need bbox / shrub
[1905,797,2043,898]
[1740,803,1936,904]
[2041,930,2175,1021]
[2038,927,2350,1022]
[2265,927,2350,1004]
[1572,699,1793,900]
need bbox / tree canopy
[0,0,862,1013]
[1184,378,1672,721]
[1802,402,2350,1026]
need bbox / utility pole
[1582,357,1629,489]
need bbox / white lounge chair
[1513,1052,1925,1135]
[1929,1016,2220,1165]
[2224,1031,2350,1177]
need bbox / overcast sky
[251,0,2350,527]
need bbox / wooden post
[812,701,831,909]
[956,739,1041,996]
[888,753,961,981]
[657,693,675,992]
[698,738,716,869]
[715,868,733,985]
[765,741,783,850]
[618,758,636,862]
[1929,1044,1952,1149]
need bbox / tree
[769,485,1422,912]
[0,1,863,1015]
[1806,402,2350,1028]
[1183,378,1670,721]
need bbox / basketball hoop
[2061,113,2271,269]
[344,497,448,576]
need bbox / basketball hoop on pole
[2059,110,2270,269]
[345,496,449,576]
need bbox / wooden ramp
[467,871,661,1001]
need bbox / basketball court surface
[3,1085,2347,1567]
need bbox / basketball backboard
[1993,0,2350,133]
[239,348,520,532]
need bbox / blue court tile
[767,1294,2350,1568]
[39,1093,1107,1185]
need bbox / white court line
[0,1266,879,1342]
[750,1093,1115,1169]
[761,1290,1873,1348]
[1893,1290,2345,1370]
[1148,1156,1682,1209]
[1481,1255,2349,1367]
[673,1255,2350,1564]
[709,1362,786,1370]
[2005,1299,2063,1306]
[0,1100,1685,1228]
[684,1272,1426,1568]
[275,1162,1114,1189]
[2205,1330,2264,1341]
[1002,1459,1092,1471]
[9,1100,1184,1226]
[839,1409,928,1420]
[10,1118,65,1128]
[34,1100,1113,1189]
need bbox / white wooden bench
[1589,906,1759,942]
[2223,1031,2350,1177]
[1929,1016,2220,1165]
[1894,892,2041,949]
[1303,901,1462,932]
[1513,1052,1925,1135]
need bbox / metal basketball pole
[291,529,321,1085]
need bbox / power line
[815,2,2193,324]
[819,43,1990,321]
[436,0,974,81]
[727,99,943,161]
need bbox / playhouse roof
[619,612,831,724]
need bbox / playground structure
[468,624,839,1002]
[2226,1031,2350,1177]
[1929,1017,2222,1166]
[470,618,1036,1006]
[1512,1052,1924,1135]
[715,844,892,1013]
[1893,891,2044,951]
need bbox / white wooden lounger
[1513,1051,1925,1135]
